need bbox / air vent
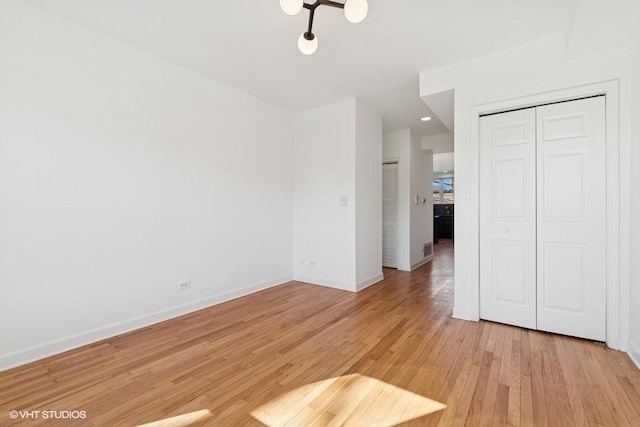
[423,242,433,257]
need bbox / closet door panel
[382,163,399,268]
[480,108,537,329]
[536,97,606,341]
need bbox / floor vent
[423,242,433,257]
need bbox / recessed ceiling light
[442,170,449,173]
[421,116,432,122]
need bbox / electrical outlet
[178,281,191,291]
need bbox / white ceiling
[433,152,455,174]
[29,0,578,137]
[360,77,449,136]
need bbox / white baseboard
[293,275,354,292]
[411,256,433,271]
[628,339,640,370]
[452,307,479,321]
[0,275,292,372]
[356,273,384,292]
[618,336,628,352]
[294,273,385,293]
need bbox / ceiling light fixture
[280,0,369,55]
[421,116,432,122]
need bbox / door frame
[469,80,626,350]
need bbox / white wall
[410,135,433,269]
[293,100,356,290]
[420,35,633,350]
[0,1,294,370]
[421,133,453,153]
[383,130,411,271]
[628,44,640,367]
[355,101,383,290]
[293,99,383,291]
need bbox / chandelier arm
[320,0,345,9]
[303,0,345,9]
[302,0,346,38]
[305,6,316,38]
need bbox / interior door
[536,97,606,341]
[480,108,537,329]
[382,163,399,268]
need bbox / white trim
[356,273,384,291]
[295,273,385,293]
[619,336,629,352]
[453,307,478,321]
[411,255,433,271]
[0,275,292,372]
[294,275,354,292]
[627,340,640,370]
[470,80,627,350]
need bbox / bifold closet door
[382,163,399,268]
[536,97,606,341]
[480,97,607,342]
[479,108,537,329]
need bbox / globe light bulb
[344,0,368,23]
[280,0,303,16]
[298,32,318,55]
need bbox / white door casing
[480,108,537,329]
[382,163,399,268]
[536,97,606,341]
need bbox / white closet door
[480,108,537,329]
[536,97,606,341]
[382,163,398,268]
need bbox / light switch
[340,196,348,207]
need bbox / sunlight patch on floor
[251,374,446,426]
[136,409,213,427]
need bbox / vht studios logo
[9,410,87,420]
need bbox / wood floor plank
[520,375,535,427]
[506,335,522,427]
[1,242,639,426]
[553,336,589,427]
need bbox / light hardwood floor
[1,243,639,426]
